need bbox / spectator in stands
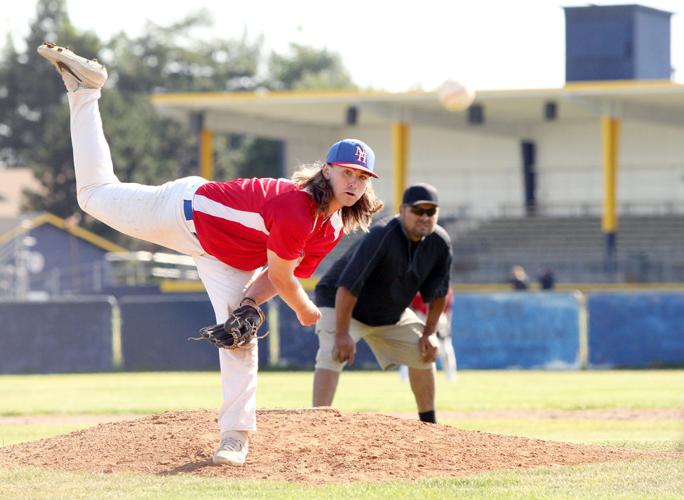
[312,183,452,424]
[537,268,555,291]
[509,265,529,291]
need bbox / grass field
[1,370,682,498]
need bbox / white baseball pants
[69,89,260,433]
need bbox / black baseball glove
[190,298,267,349]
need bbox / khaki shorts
[314,307,437,372]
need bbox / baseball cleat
[212,431,249,466]
[36,41,108,92]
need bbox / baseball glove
[190,298,268,349]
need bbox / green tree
[0,0,101,166]
[235,43,355,179]
[103,14,265,186]
[107,12,262,94]
[268,43,354,91]
[2,2,356,246]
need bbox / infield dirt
[0,408,678,484]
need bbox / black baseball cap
[402,183,439,206]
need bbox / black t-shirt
[315,216,452,326]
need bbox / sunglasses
[409,206,437,217]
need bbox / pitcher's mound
[0,408,664,483]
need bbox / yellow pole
[601,117,620,233]
[601,116,620,271]
[199,128,214,180]
[392,122,410,213]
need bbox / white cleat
[36,41,108,92]
[212,431,249,466]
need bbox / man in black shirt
[312,183,452,423]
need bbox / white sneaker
[36,41,108,92]
[212,431,248,466]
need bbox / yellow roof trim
[0,212,126,252]
[0,221,32,247]
[298,277,318,291]
[151,81,684,107]
[159,280,206,293]
[151,88,431,105]
[563,79,680,91]
[159,277,320,293]
[38,213,127,252]
[159,278,684,295]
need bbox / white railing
[0,251,200,299]
[496,201,684,218]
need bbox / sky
[1,0,682,92]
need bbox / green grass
[443,418,684,451]
[0,424,87,448]
[0,459,681,499]
[333,370,684,412]
[1,370,682,415]
[1,370,682,498]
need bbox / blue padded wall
[588,292,684,368]
[120,295,270,370]
[0,298,114,373]
[452,293,581,369]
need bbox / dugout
[0,212,126,299]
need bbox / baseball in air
[437,80,475,112]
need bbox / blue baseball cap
[325,139,379,178]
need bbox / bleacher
[446,215,684,284]
[312,213,684,286]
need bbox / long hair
[291,162,384,233]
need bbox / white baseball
[437,80,475,112]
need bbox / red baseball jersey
[192,178,344,278]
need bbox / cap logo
[354,146,368,165]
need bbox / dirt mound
[0,409,672,484]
